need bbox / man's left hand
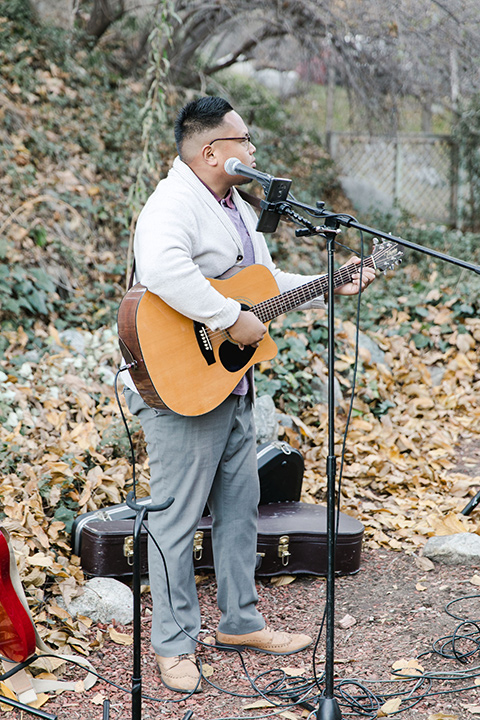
[334,256,376,296]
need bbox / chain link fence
[327,132,464,227]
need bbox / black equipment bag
[257,441,303,505]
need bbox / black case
[257,441,303,505]
[77,502,363,579]
[255,502,363,577]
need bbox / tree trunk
[86,0,125,40]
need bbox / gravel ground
[9,547,480,720]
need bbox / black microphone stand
[461,490,480,516]
[101,491,174,720]
[257,190,480,720]
[318,214,343,720]
[127,492,175,720]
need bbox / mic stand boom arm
[281,197,480,275]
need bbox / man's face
[207,110,256,184]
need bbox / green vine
[126,1,178,285]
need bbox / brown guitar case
[78,502,363,579]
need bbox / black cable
[445,594,480,621]
[114,366,137,495]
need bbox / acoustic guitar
[0,528,36,663]
[117,240,402,417]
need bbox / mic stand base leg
[316,697,342,720]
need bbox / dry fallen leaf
[201,663,214,678]
[338,614,356,629]
[282,666,306,677]
[243,699,275,710]
[27,694,51,710]
[270,575,296,586]
[377,697,402,716]
[90,693,106,706]
[0,680,17,711]
[415,556,435,571]
[391,658,424,677]
[108,627,133,646]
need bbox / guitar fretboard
[251,255,376,323]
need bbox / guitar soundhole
[218,340,255,372]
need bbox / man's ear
[202,144,219,167]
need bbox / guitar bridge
[194,322,215,365]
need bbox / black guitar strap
[127,260,136,291]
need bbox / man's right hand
[227,310,266,350]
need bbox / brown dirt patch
[14,547,480,720]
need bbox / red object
[0,529,36,662]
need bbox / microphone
[224,158,292,233]
[224,157,272,189]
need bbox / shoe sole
[160,675,202,694]
[215,640,312,655]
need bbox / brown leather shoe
[155,653,202,693]
[216,626,312,655]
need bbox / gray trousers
[124,388,265,657]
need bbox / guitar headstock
[371,238,404,273]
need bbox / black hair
[174,96,233,157]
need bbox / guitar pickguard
[218,339,256,372]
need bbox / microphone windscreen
[224,157,241,175]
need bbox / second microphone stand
[100,491,174,720]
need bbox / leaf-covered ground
[1,301,479,654]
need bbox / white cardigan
[123,157,325,393]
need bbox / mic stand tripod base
[316,697,342,720]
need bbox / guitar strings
[203,252,380,346]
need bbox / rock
[423,533,480,566]
[310,375,343,407]
[429,365,445,386]
[59,329,87,356]
[253,395,279,444]
[359,331,390,370]
[66,577,133,625]
[31,0,75,29]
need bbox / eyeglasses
[208,134,252,147]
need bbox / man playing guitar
[122,96,375,693]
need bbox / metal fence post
[393,136,402,208]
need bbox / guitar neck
[252,255,375,323]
